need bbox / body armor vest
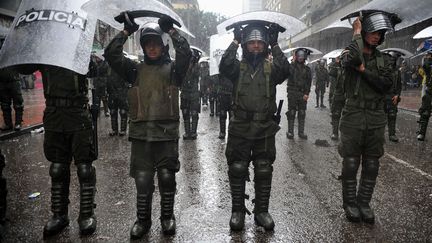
[128,62,179,121]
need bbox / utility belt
[345,98,383,110]
[46,98,87,108]
[233,109,271,121]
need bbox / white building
[242,0,263,13]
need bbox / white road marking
[385,152,432,181]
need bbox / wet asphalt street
[0,85,431,242]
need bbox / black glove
[158,16,174,33]
[117,11,138,36]
[233,27,242,43]
[268,23,280,47]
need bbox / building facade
[171,0,199,10]
[243,0,263,13]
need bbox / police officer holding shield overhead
[339,11,400,224]
[104,12,191,238]
[219,21,290,231]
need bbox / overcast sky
[197,0,242,18]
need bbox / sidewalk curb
[0,123,44,141]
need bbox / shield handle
[225,20,286,33]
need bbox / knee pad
[219,112,227,120]
[49,163,70,180]
[420,110,431,120]
[13,104,24,112]
[254,160,273,181]
[342,157,360,179]
[110,109,118,117]
[191,110,199,119]
[298,110,306,119]
[76,163,96,183]
[388,111,397,120]
[0,103,11,112]
[361,157,379,179]
[134,171,155,194]
[157,168,176,190]
[119,109,128,116]
[228,161,249,179]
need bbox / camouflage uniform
[199,62,210,106]
[384,58,402,142]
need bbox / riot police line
[0,0,431,240]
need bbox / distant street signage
[15,9,87,30]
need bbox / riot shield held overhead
[0,0,97,75]
[209,33,242,76]
[217,11,306,36]
[81,0,195,38]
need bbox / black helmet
[361,11,401,46]
[294,48,310,63]
[138,22,171,64]
[241,24,269,46]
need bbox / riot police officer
[89,55,110,117]
[329,56,344,140]
[220,22,289,231]
[216,74,233,139]
[0,64,24,131]
[107,66,129,136]
[181,48,201,140]
[416,51,432,141]
[314,59,329,108]
[339,12,399,224]
[286,48,312,139]
[104,14,191,238]
[382,50,402,142]
[208,74,219,116]
[199,61,210,106]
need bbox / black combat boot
[0,109,12,131]
[158,168,176,235]
[331,119,339,140]
[298,111,308,139]
[219,116,226,139]
[357,157,379,224]
[253,162,274,231]
[286,119,294,139]
[130,171,154,239]
[190,113,198,140]
[315,96,319,108]
[13,106,24,131]
[209,100,215,116]
[183,110,191,140]
[77,164,97,235]
[43,163,70,238]
[119,112,127,136]
[341,157,361,222]
[416,118,428,141]
[388,116,399,142]
[109,110,118,136]
[228,162,248,231]
[320,95,326,108]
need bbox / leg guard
[182,109,191,140]
[157,168,176,235]
[253,160,274,230]
[331,112,340,140]
[387,112,399,142]
[341,157,361,222]
[0,152,6,225]
[130,171,155,239]
[286,109,296,139]
[109,109,118,136]
[190,111,199,140]
[417,110,430,141]
[43,163,70,237]
[119,109,128,136]
[228,161,248,231]
[298,110,308,139]
[209,99,215,116]
[219,112,227,139]
[77,163,97,235]
[357,157,379,224]
[13,104,24,131]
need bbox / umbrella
[316,20,351,33]
[198,56,210,63]
[413,26,432,39]
[323,49,344,59]
[283,47,323,55]
[190,45,205,55]
[81,0,195,38]
[217,11,306,36]
[380,48,414,58]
